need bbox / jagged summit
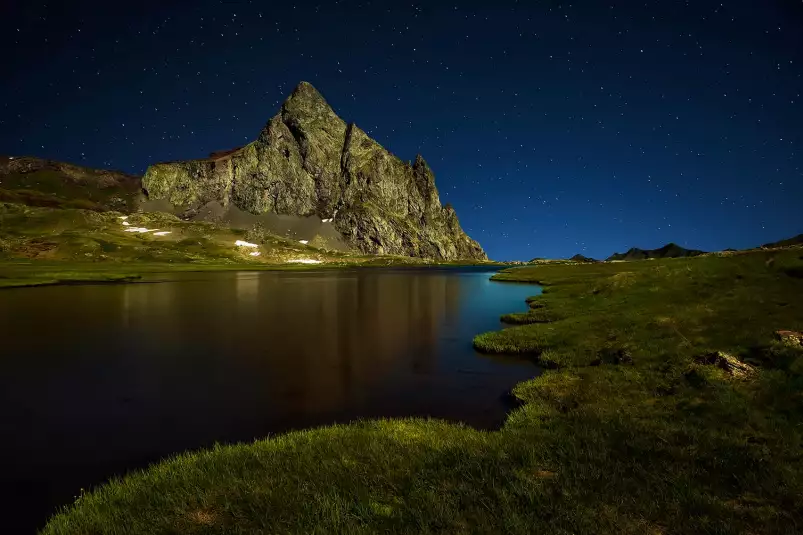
[285,81,330,107]
[281,81,343,128]
[142,82,486,260]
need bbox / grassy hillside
[42,249,803,534]
[0,156,141,212]
[763,233,803,249]
[0,202,494,288]
[0,202,346,262]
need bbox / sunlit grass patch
[473,325,548,355]
[500,308,556,324]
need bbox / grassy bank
[0,270,142,289]
[0,201,502,289]
[0,262,501,290]
[43,249,803,534]
[0,258,503,289]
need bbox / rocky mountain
[607,242,706,261]
[142,82,486,260]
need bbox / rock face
[142,82,486,260]
[607,243,705,262]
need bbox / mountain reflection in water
[0,267,540,532]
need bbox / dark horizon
[2,0,802,261]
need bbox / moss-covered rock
[142,82,486,261]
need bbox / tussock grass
[500,308,556,324]
[41,249,803,534]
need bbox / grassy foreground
[43,249,803,534]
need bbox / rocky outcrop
[693,351,755,378]
[142,82,486,260]
[776,330,803,347]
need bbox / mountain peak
[283,81,330,109]
[280,81,341,129]
[142,83,487,261]
[291,80,321,98]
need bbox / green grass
[41,247,803,534]
[500,308,556,324]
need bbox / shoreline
[39,249,803,533]
[0,260,507,289]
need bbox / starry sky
[2,0,802,261]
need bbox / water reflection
[0,268,539,533]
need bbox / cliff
[142,82,486,260]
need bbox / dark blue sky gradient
[2,0,802,260]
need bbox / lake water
[0,267,540,532]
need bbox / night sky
[2,1,801,261]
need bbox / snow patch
[122,221,131,226]
[249,252,261,257]
[124,227,159,233]
[299,240,309,245]
[118,216,128,220]
[153,231,172,236]
[321,218,332,223]
[235,240,259,248]
[288,258,323,264]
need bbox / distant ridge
[607,242,705,262]
[0,155,141,212]
[570,254,599,263]
[761,233,803,249]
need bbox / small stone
[694,351,755,378]
[775,330,803,347]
